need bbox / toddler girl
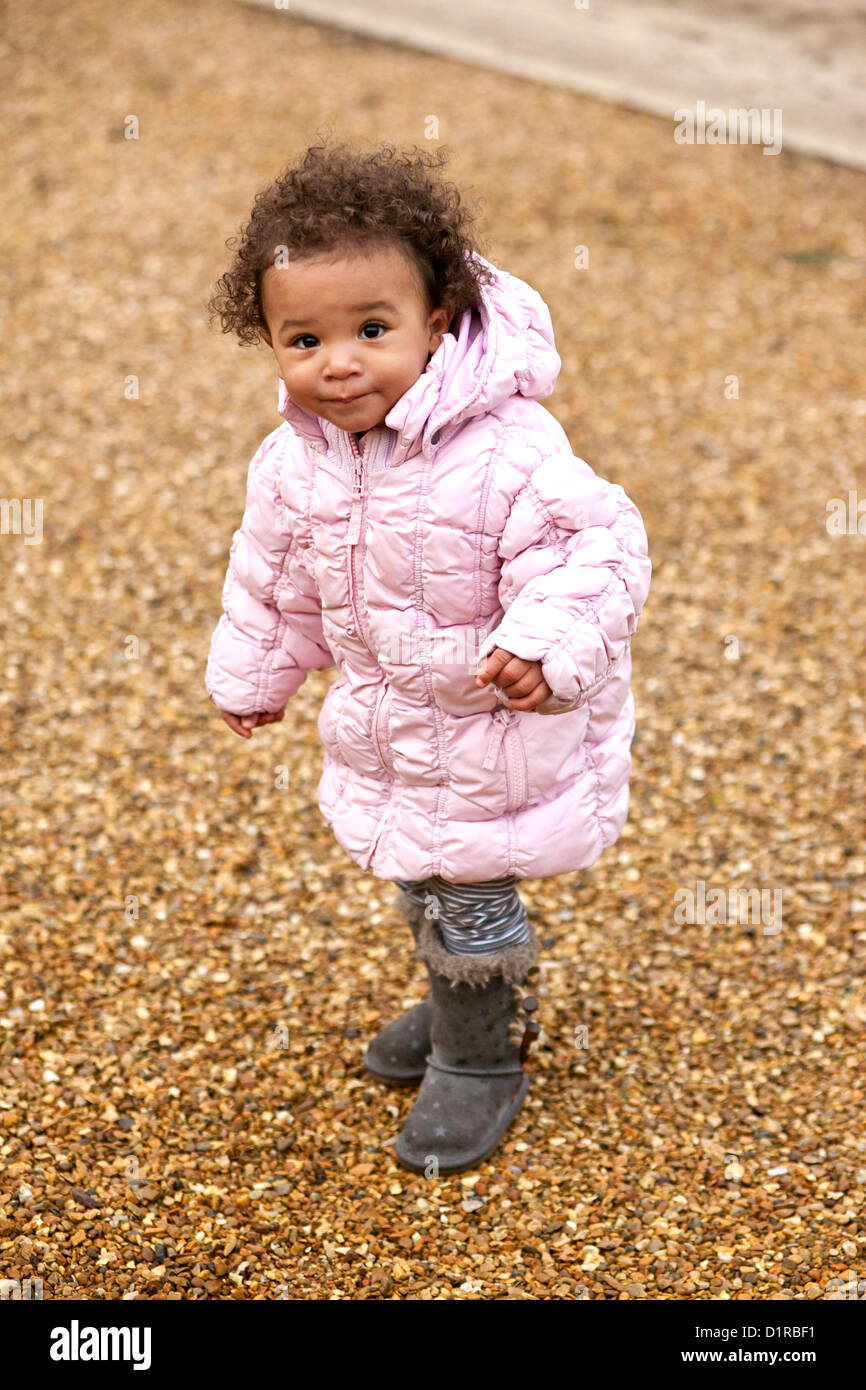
[205,140,652,1173]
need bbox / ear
[427,303,452,352]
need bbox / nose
[322,344,363,380]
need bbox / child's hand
[219,708,286,739]
[474,648,553,711]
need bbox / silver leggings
[393,874,530,955]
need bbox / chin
[353,406,389,430]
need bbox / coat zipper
[508,721,529,809]
[482,707,529,810]
[345,430,396,779]
[345,430,378,657]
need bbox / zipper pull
[346,470,363,545]
[482,708,508,770]
[346,499,362,545]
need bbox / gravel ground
[2,0,865,1302]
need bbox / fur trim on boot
[414,913,538,987]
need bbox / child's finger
[258,710,285,724]
[501,669,542,698]
[475,647,511,685]
[221,713,252,737]
[481,655,528,693]
[505,680,551,710]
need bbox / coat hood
[276,253,562,466]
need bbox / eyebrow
[278,301,398,333]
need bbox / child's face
[260,242,452,433]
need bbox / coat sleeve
[477,450,651,714]
[205,431,335,716]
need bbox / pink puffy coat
[205,257,651,883]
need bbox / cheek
[281,358,311,387]
[386,336,427,379]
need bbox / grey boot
[363,890,434,1084]
[393,916,539,1173]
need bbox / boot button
[521,996,538,1013]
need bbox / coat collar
[276,253,561,467]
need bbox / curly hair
[207,138,497,346]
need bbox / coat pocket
[482,707,529,812]
[371,682,395,777]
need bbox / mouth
[325,392,370,405]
